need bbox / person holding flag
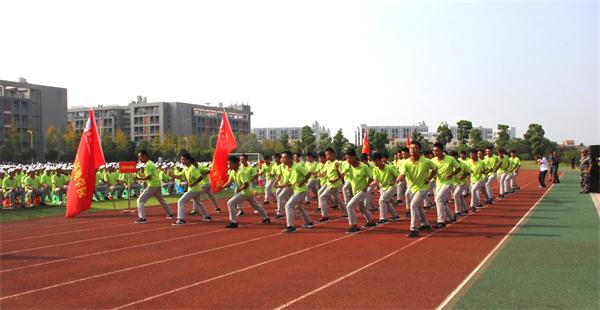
[134,150,175,224]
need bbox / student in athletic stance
[508,150,521,192]
[484,146,500,204]
[450,151,470,217]
[370,152,400,223]
[304,152,320,204]
[431,142,460,228]
[318,147,346,221]
[259,155,277,204]
[496,149,511,198]
[344,149,377,233]
[469,149,489,212]
[281,151,314,233]
[134,150,174,224]
[171,152,212,225]
[221,155,271,228]
[397,141,437,238]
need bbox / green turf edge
[450,170,600,310]
[0,189,236,222]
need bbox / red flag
[66,110,106,218]
[362,129,370,155]
[209,112,237,193]
[406,135,411,147]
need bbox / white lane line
[0,219,341,301]
[434,183,555,310]
[274,177,543,309]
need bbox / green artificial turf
[453,170,600,309]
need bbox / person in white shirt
[536,154,549,188]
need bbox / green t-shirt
[468,159,487,183]
[2,177,17,190]
[497,155,510,174]
[183,165,202,192]
[23,175,40,189]
[348,162,373,196]
[508,156,521,173]
[105,171,120,185]
[230,168,253,197]
[15,173,24,187]
[159,171,169,183]
[453,160,471,185]
[316,162,327,185]
[119,173,135,185]
[485,155,500,175]
[400,157,436,194]
[196,165,210,186]
[304,161,318,180]
[144,160,161,187]
[51,174,66,189]
[431,155,460,186]
[260,162,274,180]
[40,173,52,186]
[373,164,399,191]
[325,161,343,189]
[288,163,309,193]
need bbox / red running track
[0,170,547,309]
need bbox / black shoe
[486,199,493,205]
[449,217,457,223]
[301,222,314,228]
[332,205,339,209]
[377,219,388,224]
[364,222,376,227]
[434,222,446,229]
[275,214,285,219]
[225,222,238,228]
[404,211,411,218]
[315,207,321,213]
[283,226,296,233]
[420,225,432,231]
[215,208,222,213]
[341,214,348,218]
[346,225,361,234]
[190,210,200,216]
[172,219,186,226]
[237,210,245,216]
[319,216,329,222]
[262,218,271,224]
[134,218,147,224]
[396,199,402,205]
[390,216,400,221]
[455,212,463,217]
[407,230,419,238]
[264,201,270,205]
[202,216,212,222]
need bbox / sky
[2,0,599,145]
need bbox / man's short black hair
[410,141,422,149]
[228,155,240,164]
[282,150,293,157]
[360,153,369,161]
[240,153,248,159]
[433,142,444,150]
[449,150,459,157]
[459,150,467,155]
[470,149,478,154]
[325,147,335,154]
[306,152,315,158]
[345,148,357,157]
[318,151,326,157]
[138,150,149,157]
[485,146,493,150]
[423,150,432,156]
[372,152,382,161]
[400,147,409,152]
[510,150,516,153]
[273,153,281,158]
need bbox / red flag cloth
[406,135,411,147]
[362,129,370,155]
[210,112,237,193]
[66,110,106,218]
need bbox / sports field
[0,169,598,309]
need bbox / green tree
[0,127,20,162]
[278,133,290,151]
[496,124,510,150]
[469,128,482,148]
[159,135,178,160]
[62,123,79,161]
[436,122,453,146]
[101,131,116,162]
[524,123,551,156]
[299,126,317,154]
[44,125,62,161]
[318,132,332,151]
[332,129,349,159]
[410,130,431,151]
[113,129,131,160]
[456,120,473,144]
[505,138,531,160]
[368,129,388,154]
[135,139,156,159]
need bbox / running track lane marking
[273,178,545,309]
[0,219,342,301]
[434,183,555,310]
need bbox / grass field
[452,170,600,309]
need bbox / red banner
[66,110,106,218]
[209,112,237,193]
[119,161,137,173]
[362,129,370,155]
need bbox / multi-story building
[252,121,330,141]
[1,78,67,161]
[67,96,252,143]
[355,122,429,146]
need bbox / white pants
[453,184,469,213]
[227,193,268,223]
[318,186,345,217]
[137,187,172,219]
[379,186,399,220]
[264,178,277,203]
[177,191,209,220]
[407,190,430,231]
[485,173,496,200]
[342,182,353,205]
[285,192,312,227]
[470,180,486,208]
[277,187,293,216]
[196,184,220,211]
[365,186,376,210]
[306,179,320,202]
[346,191,374,226]
[434,184,455,223]
[397,181,407,203]
[497,172,508,195]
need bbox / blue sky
[2,0,598,144]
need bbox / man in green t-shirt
[221,155,271,229]
[51,168,68,204]
[273,153,293,219]
[451,151,471,217]
[259,156,277,204]
[395,148,409,206]
[343,149,377,233]
[508,150,522,192]
[304,152,321,204]
[23,169,45,207]
[3,169,26,208]
[370,152,400,223]
[470,149,490,211]
[280,151,314,233]
[496,149,511,198]
[397,141,437,238]
[431,143,461,228]
[134,150,174,224]
[317,147,346,222]
[484,146,501,204]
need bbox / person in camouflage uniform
[579,149,592,193]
